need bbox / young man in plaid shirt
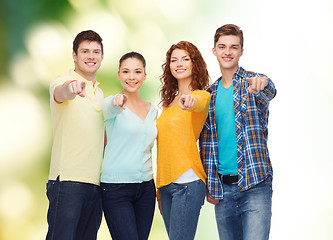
[199,24,276,240]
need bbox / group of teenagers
[46,24,276,240]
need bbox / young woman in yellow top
[156,41,210,240]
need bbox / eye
[171,59,177,63]
[122,70,128,73]
[136,71,142,74]
[184,58,190,61]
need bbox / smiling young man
[199,24,276,240]
[46,30,105,240]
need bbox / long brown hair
[160,41,209,107]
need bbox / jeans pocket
[46,180,57,200]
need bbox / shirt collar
[234,67,246,79]
[69,70,100,88]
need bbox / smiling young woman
[156,41,211,240]
[100,52,157,240]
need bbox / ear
[117,71,120,80]
[212,47,217,56]
[72,51,77,62]
[143,73,147,81]
[240,48,244,57]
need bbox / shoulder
[49,75,72,100]
[190,90,211,100]
[145,101,158,116]
[50,75,70,89]
[149,103,158,111]
[240,67,267,79]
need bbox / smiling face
[72,40,103,81]
[118,57,146,94]
[170,48,193,83]
[213,35,243,73]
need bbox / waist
[219,174,238,185]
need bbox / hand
[178,94,195,110]
[206,190,219,205]
[113,94,127,109]
[68,80,86,97]
[246,76,268,94]
[158,199,162,215]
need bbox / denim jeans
[101,179,156,240]
[160,179,206,240]
[46,178,102,240]
[215,175,273,240]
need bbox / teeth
[223,58,233,62]
[86,62,96,66]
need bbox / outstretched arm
[246,76,276,103]
[53,80,86,103]
[102,94,127,120]
[112,94,128,109]
[178,94,196,110]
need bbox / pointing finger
[178,96,187,110]
[245,78,253,85]
[121,94,127,109]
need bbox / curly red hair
[160,41,210,107]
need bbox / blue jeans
[160,179,206,240]
[215,175,273,240]
[46,178,102,240]
[101,179,156,240]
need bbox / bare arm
[53,80,86,103]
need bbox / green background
[0,0,332,239]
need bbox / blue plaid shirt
[199,67,276,199]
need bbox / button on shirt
[101,96,157,183]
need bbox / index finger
[245,78,253,84]
[81,81,86,90]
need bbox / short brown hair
[73,30,103,54]
[214,24,243,48]
[160,41,210,107]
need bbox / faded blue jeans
[160,179,206,240]
[46,178,102,240]
[215,175,273,240]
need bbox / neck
[177,78,192,95]
[74,69,96,82]
[220,67,239,88]
[121,90,142,103]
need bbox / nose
[87,51,95,59]
[225,47,231,55]
[176,60,183,67]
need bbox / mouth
[175,68,186,73]
[126,81,138,87]
[85,62,96,66]
[222,57,233,62]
